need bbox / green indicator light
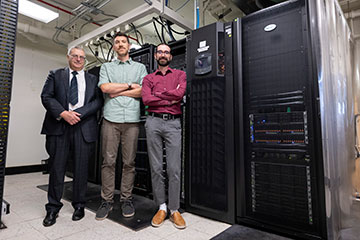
[287,107,291,113]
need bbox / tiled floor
[1,173,230,240]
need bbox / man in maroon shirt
[142,43,186,229]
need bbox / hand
[60,110,81,125]
[130,83,141,89]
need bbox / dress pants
[45,124,93,213]
[100,119,139,202]
[145,115,182,211]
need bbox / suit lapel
[63,67,70,104]
[84,72,91,103]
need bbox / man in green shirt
[95,32,147,220]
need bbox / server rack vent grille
[190,77,227,211]
[0,0,18,225]
[127,46,156,194]
[250,162,313,227]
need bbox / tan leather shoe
[151,210,167,227]
[170,212,186,229]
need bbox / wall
[6,36,67,167]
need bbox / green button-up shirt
[99,58,147,123]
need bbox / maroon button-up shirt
[141,67,186,115]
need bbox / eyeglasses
[156,50,170,55]
[70,54,86,61]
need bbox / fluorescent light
[18,0,59,24]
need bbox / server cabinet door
[238,1,327,239]
[185,22,235,224]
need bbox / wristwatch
[127,83,132,89]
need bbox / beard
[117,47,128,57]
[157,57,171,67]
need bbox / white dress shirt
[69,69,86,111]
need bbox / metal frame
[68,0,193,48]
[0,0,18,230]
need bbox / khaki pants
[100,119,139,202]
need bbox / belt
[149,112,181,120]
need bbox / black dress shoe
[43,211,58,227]
[72,207,85,221]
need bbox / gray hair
[67,46,85,56]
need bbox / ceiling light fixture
[18,0,59,24]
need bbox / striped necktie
[69,71,78,105]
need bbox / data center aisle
[1,173,229,240]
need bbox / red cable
[36,0,101,26]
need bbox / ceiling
[17,0,196,47]
[16,0,360,62]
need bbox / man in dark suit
[40,46,103,227]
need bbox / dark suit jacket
[41,67,103,143]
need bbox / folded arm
[154,71,187,101]
[141,76,171,106]
[109,83,141,98]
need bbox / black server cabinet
[168,38,187,72]
[0,0,18,228]
[168,39,187,204]
[236,0,327,239]
[186,22,236,224]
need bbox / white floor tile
[187,217,230,236]
[1,173,230,240]
[1,210,26,227]
[163,228,212,240]
[143,219,181,238]
[27,215,89,239]
[0,221,47,240]
[120,229,162,240]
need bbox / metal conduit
[52,0,114,46]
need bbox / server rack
[168,38,187,72]
[86,66,102,184]
[168,39,187,204]
[186,22,236,224]
[236,0,327,239]
[0,0,18,229]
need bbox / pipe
[144,0,152,6]
[36,0,102,26]
[47,0,74,10]
[52,0,114,45]
[195,0,199,29]
[345,9,360,19]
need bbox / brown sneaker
[151,210,167,227]
[170,212,186,229]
